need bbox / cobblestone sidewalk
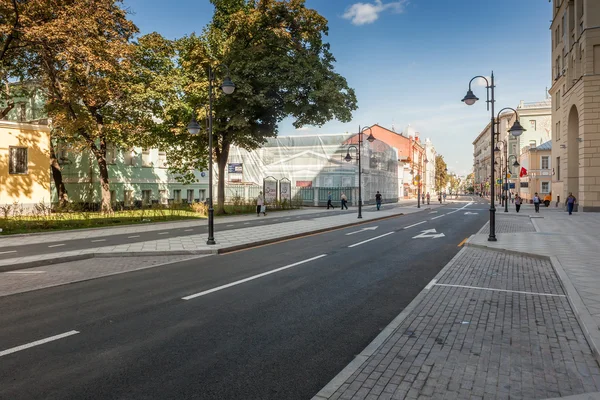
[314,247,600,400]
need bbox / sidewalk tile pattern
[328,248,600,400]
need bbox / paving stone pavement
[0,255,203,297]
[314,247,600,400]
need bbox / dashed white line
[244,222,250,225]
[47,244,65,248]
[0,330,80,358]
[348,232,395,248]
[91,239,106,243]
[182,254,328,300]
[227,225,234,227]
[6,271,46,274]
[431,215,444,220]
[403,221,427,229]
[184,229,194,232]
[128,235,140,238]
[0,250,17,255]
[157,232,169,235]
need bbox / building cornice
[0,119,50,131]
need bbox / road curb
[0,213,406,272]
[312,247,469,400]
[464,236,600,366]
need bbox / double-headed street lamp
[188,64,236,245]
[462,72,525,241]
[495,139,508,212]
[345,125,376,219]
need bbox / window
[159,190,168,205]
[541,156,549,170]
[142,148,152,167]
[199,189,206,201]
[158,151,167,168]
[110,190,116,205]
[556,90,561,110]
[142,190,152,205]
[124,190,133,206]
[173,189,182,203]
[520,182,529,188]
[19,102,26,122]
[556,157,561,180]
[9,147,27,174]
[530,120,537,131]
[187,189,194,203]
[541,182,550,193]
[556,121,561,141]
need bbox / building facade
[518,141,553,202]
[0,120,51,209]
[549,0,600,211]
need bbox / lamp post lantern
[345,125,375,219]
[188,64,235,245]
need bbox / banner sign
[296,180,313,188]
[264,179,277,203]
[279,180,291,202]
[228,163,243,173]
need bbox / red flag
[520,167,528,177]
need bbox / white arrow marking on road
[412,229,445,239]
[464,212,478,215]
[345,226,379,236]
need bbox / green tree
[173,0,358,213]
[435,155,448,194]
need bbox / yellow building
[0,120,51,209]
[518,141,553,204]
[549,0,600,211]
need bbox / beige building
[549,0,600,211]
[518,141,553,203]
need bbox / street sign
[496,179,502,185]
[412,229,445,239]
[506,173,512,179]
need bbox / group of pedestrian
[326,191,383,210]
[512,192,577,215]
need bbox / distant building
[517,141,552,203]
[549,0,600,211]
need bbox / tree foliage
[435,154,448,193]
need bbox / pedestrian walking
[327,191,334,209]
[426,192,430,205]
[566,192,577,215]
[515,194,522,213]
[443,192,447,203]
[421,193,425,204]
[256,192,266,216]
[375,191,382,210]
[533,192,541,213]
[340,192,348,210]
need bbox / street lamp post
[345,125,375,219]
[188,64,236,245]
[462,73,525,241]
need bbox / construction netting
[218,134,399,203]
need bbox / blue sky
[123,0,553,176]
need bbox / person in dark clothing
[375,191,382,210]
[327,192,334,209]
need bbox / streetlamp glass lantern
[187,118,201,135]
[494,145,500,152]
[221,77,236,95]
[344,152,352,162]
[461,90,479,106]
[509,120,526,137]
[513,160,520,167]
[366,133,376,143]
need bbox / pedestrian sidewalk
[313,208,600,400]
[0,201,429,271]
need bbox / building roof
[533,140,552,151]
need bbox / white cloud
[343,0,407,26]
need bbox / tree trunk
[90,139,112,213]
[216,145,229,215]
[49,141,68,207]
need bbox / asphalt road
[0,203,414,261]
[0,199,489,400]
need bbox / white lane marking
[244,222,250,225]
[182,255,328,301]
[91,239,106,243]
[403,221,427,229]
[429,211,438,214]
[128,235,140,238]
[348,232,395,248]
[285,218,291,220]
[434,283,566,297]
[6,271,46,274]
[425,279,437,290]
[158,232,169,235]
[431,215,444,220]
[48,244,65,248]
[0,250,17,254]
[227,225,234,227]
[0,330,80,358]
[345,226,378,236]
[273,219,279,222]
[184,229,194,232]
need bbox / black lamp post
[345,125,375,219]
[495,139,508,212]
[188,64,235,245]
[462,73,525,241]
